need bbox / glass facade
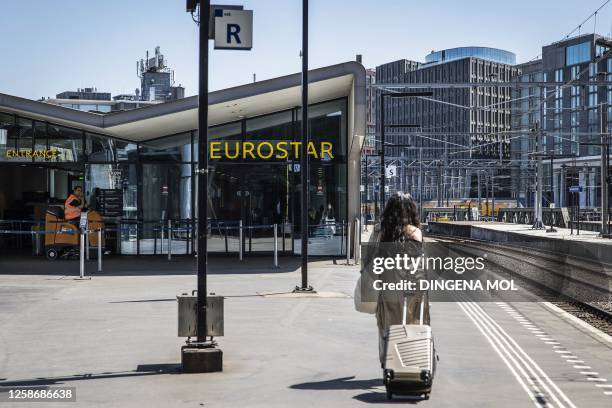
[425,47,516,65]
[566,42,591,66]
[0,97,348,256]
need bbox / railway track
[426,232,612,336]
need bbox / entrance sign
[214,9,253,50]
[385,165,397,178]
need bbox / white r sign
[214,9,253,50]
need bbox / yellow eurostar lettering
[257,142,274,159]
[225,141,239,159]
[242,142,255,159]
[290,141,301,158]
[307,141,319,158]
[209,141,221,159]
[200,141,334,160]
[320,141,334,159]
[276,141,289,159]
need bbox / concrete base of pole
[181,346,223,373]
[293,285,315,293]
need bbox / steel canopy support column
[296,0,313,292]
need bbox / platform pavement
[430,220,612,244]
[0,254,611,407]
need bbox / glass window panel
[0,113,15,161]
[246,110,293,141]
[38,124,82,162]
[116,140,138,161]
[87,132,116,162]
[140,132,192,162]
[566,42,591,66]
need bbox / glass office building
[0,62,365,257]
[425,47,516,66]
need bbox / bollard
[224,226,229,253]
[97,228,103,272]
[239,220,243,261]
[281,222,285,252]
[341,220,345,256]
[160,221,165,254]
[168,219,172,261]
[273,223,278,268]
[79,231,85,279]
[354,218,360,265]
[85,230,90,260]
[346,219,351,265]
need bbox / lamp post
[182,0,222,373]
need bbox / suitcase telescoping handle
[402,292,426,326]
[402,293,408,326]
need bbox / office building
[512,33,611,208]
[375,47,517,203]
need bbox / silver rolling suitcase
[382,294,435,400]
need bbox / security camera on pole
[182,0,253,374]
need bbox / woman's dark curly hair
[380,193,420,242]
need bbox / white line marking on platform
[573,366,591,369]
[596,384,612,388]
[464,302,577,408]
[587,378,606,382]
[580,372,598,375]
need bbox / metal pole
[224,226,228,253]
[196,0,211,343]
[273,223,278,268]
[85,230,90,260]
[298,0,310,291]
[79,231,85,279]
[354,218,360,265]
[168,219,172,261]
[160,220,165,254]
[346,219,351,265]
[600,103,609,236]
[547,156,556,232]
[97,228,102,272]
[365,157,368,228]
[491,171,495,219]
[419,147,423,218]
[534,95,544,229]
[239,220,243,261]
[477,171,481,220]
[282,222,285,252]
[380,94,386,212]
[363,155,376,231]
[341,219,345,256]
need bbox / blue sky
[1,0,611,99]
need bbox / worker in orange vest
[64,186,84,221]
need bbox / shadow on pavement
[291,376,381,390]
[0,364,182,387]
[0,255,302,276]
[291,376,423,405]
[353,392,422,404]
